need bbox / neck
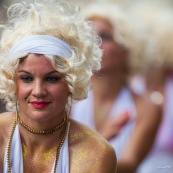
[20,125,65,152]
[17,111,67,151]
[91,72,127,131]
[19,109,66,131]
[92,73,126,102]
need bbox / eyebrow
[17,70,59,75]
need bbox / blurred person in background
[71,2,162,172]
[128,2,173,173]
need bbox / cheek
[16,81,30,99]
[51,85,69,101]
[101,42,116,56]
[52,88,69,110]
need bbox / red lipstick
[30,101,50,108]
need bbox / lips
[30,101,50,108]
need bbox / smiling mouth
[30,101,50,108]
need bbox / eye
[45,76,62,83]
[20,76,33,83]
[99,33,113,42]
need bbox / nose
[32,80,46,98]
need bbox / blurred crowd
[1,0,173,172]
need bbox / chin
[27,110,51,122]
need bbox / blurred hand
[98,111,130,140]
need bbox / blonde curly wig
[80,2,153,74]
[129,2,173,72]
[0,0,102,111]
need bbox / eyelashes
[99,33,113,42]
[45,76,62,83]
[19,76,62,83]
[20,76,33,83]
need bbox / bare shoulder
[0,111,15,143]
[69,119,117,173]
[0,112,15,132]
[0,112,15,170]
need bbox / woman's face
[15,54,69,122]
[90,17,128,74]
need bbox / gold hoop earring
[15,101,19,122]
[66,94,72,118]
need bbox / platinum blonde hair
[129,2,173,73]
[0,0,102,111]
[80,2,154,74]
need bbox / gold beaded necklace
[17,113,67,135]
[7,114,68,173]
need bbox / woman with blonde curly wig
[71,2,162,173]
[128,2,173,173]
[0,1,116,172]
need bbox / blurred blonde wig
[0,0,102,111]
[129,2,173,72]
[80,2,153,73]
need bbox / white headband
[9,35,72,59]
